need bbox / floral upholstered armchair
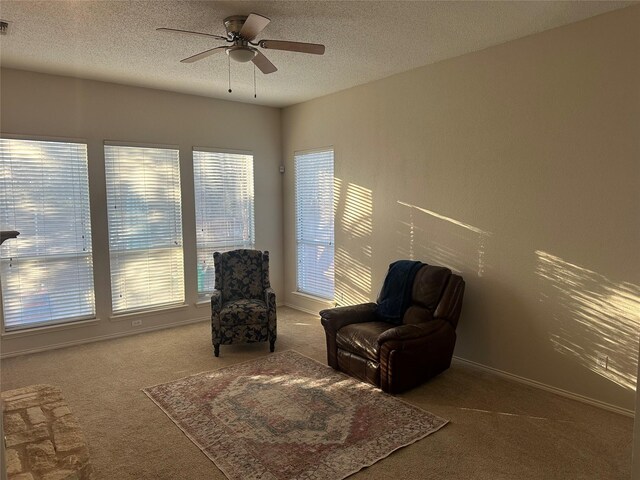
[211,249,277,357]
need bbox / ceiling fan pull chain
[254,64,257,99]
[228,56,232,93]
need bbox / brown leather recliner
[320,264,465,393]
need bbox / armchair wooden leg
[214,344,220,357]
[269,340,275,353]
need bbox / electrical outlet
[596,353,608,369]
[131,319,142,327]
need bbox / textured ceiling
[0,1,635,107]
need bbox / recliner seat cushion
[402,305,435,325]
[220,299,267,326]
[336,322,394,362]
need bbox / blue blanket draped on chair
[376,260,424,323]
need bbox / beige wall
[283,6,640,411]
[0,68,283,357]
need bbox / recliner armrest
[211,289,222,313]
[377,319,450,344]
[265,287,276,308]
[377,319,457,393]
[320,303,378,332]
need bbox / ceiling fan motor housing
[224,15,248,36]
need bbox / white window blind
[0,138,95,331]
[193,149,255,296]
[295,149,334,300]
[104,144,184,314]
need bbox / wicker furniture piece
[211,249,276,357]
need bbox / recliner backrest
[402,265,463,326]
[214,249,266,302]
[411,265,452,311]
[433,274,465,328]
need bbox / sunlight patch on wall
[334,180,372,305]
[333,177,342,215]
[536,250,640,391]
[396,200,491,276]
[335,246,373,305]
[340,183,373,238]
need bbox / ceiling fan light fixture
[227,46,257,63]
[160,11,325,75]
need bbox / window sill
[1,317,101,339]
[292,291,334,304]
[109,303,188,322]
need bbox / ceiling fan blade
[239,13,270,41]
[252,51,277,74]
[180,46,227,63]
[157,27,227,41]
[260,40,325,55]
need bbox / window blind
[193,149,255,296]
[295,149,334,300]
[104,145,184,313]
[0,138,95,330]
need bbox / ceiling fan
[158,12,325,75]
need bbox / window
[295,149,334,300]
[104,144,184,314]
[193,149,254,297]
[0,138,95,330]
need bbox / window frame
[103,141,185,315]
[294,147,335,301]
[192,146,255,299]
[0,134,96,332]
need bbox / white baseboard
[3,308,631,418]
[454,355,634,418]
[284,305,634,416]
[0,316,210,359]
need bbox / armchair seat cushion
[336,322,394,363]
[220,299,267,326]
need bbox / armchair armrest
[320,302,378,370]
[264,287,277,345]
[320,303,378,332]
[211,289,222,313]
[377,319,456,393]
[377,319,449,344]
[264,287,276,309]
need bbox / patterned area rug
[143,350,448,480]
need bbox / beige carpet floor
[1,307,633,479]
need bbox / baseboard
[0,316,210,359]
[4,310,631,418]
[453,356,634,418]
